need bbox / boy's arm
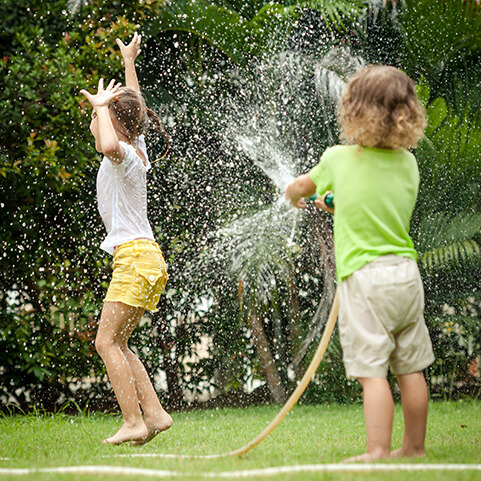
[116,32,141,92]
[285,173,317,209]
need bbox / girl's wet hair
[339,66,427,150]
[109,87,170,157]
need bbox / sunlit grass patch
[0,401,480,481]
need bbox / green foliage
[411,89,481,309]
[146,0,366,66]
[0,0,144,411]
[0,0,69,57]
[399,0,481,87]
[1,0,481,412]
[0,305,109,410]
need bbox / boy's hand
[285,173,316,209]
[80,78,124,109]
[116,32,141,62]
[286,195,307,209]
[314,191,334,214]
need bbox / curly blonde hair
[339,65,427,150]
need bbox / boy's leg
[392,371,429,458]
[344,377,394,462]
[96,301,148,444]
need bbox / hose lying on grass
[226,289,339,457]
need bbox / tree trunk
[163,350,185,409]
[249,311,287,404]
[287,275,305,380]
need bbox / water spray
[214,192,338,456]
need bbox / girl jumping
[81,32,172,445]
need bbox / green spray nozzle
[308,193,334,208]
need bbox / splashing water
[207,45,364,366]
[220,44,363,222]
[234,133,296,194]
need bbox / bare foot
[342,450,390,463]
[132,411,173,446]
[390,448,425,459]
[103,422,149,445]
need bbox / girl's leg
[117,314,173,444]
[95,301,148,444]
[391,371,429,458]
[344,377,393,462]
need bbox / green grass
[0,401,480,480]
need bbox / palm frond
[399,0,481,82]
[217,201,300,306]
[415,212,481,251]
[146,0,248,63]
[300,0,367,32]
[414,211,481,275]
[147,0,367,65]
[420,239,481,274]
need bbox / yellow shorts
[104,239,168,312]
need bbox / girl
[80,33,172,445]
[285,66,434,462]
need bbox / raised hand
[116,32,142,62]
[80,78,124,109]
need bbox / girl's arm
[285,173,317,209]
[95,106,124,164]
[116,32,141,92]
[81,78,125,164]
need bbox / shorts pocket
[135,266,163,286]
[134,265,167,286]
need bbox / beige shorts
[338,255,434,379]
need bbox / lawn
[0,401,480,480]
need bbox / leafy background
[1,0,480,412]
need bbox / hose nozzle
[308,192,334,208]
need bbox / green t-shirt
[310,145,419,282]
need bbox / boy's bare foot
[132,411,173,446]
[342,450,390,463]
[390,448,425,459]
[103,422,149,445]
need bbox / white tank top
[96,135,155,254]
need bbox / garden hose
[225,288,339,457]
